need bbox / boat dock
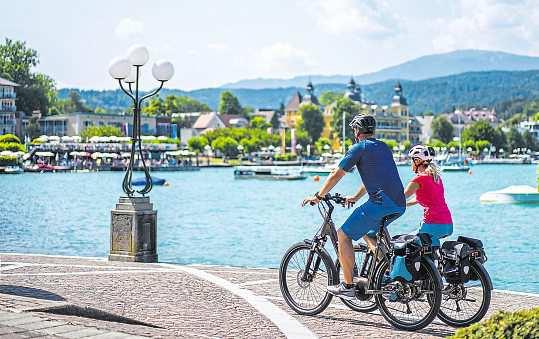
[1,253,538,338]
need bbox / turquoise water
[1,165,538,293]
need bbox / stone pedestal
[109,196,157,263]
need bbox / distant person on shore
[302,114,406,300]
[405,145,453,247]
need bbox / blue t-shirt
[338,138,405,207]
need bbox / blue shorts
[416,223,453,247]
[340,191,405,241]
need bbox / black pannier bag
[457,236,487,264]
[441,241,472,283]
[390,235,424,282]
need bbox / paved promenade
[0,253,538,338]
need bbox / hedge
[450,307,539,339]
[0,134,21,144]
[0,142,26,152]
[0,155,17,166]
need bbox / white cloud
[311,0,400,37]
[114,17,144,39]
[207,42,229,52]
[252,42,316,77]
[430,0,539,54]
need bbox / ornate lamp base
[109,196,157,263]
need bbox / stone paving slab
[1,254,539,338]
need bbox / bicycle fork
[301,240,323,282]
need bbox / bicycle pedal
[353,277,368,287]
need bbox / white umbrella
[121,152,132,158]
[73,136,82,143]
[0,150,15,156]
[89,136,100,143]
[35,151,54,157]
[321,152,332,157]
[141,135,156,141]
[157,135,168,140]
[61,136,74,142]
[91,152,102,159]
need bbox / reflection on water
[0,165,537,293]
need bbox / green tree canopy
[187,136,209,153]
[270,110,281,130]
[506,127,525,152]
[380,139,398,151]
[314,137,331,154]
[0,133,21,144]
[81,126,122,139]
[218,91,243,116]
[431,116,454,143]
[250,116,271,129]
[427,138,446,148]
[299,103,324,142]
[211,136,239,157]
[319,91,343,106]
[331,97,362,141]
[462,120,507,152]
[0,38,57,115]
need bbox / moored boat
[480,185,539,204]
[3,165,23,174]
[234,166,306,180]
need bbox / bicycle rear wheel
[279,241,337,315]
[374,258,442,331]
[437,261,491,327]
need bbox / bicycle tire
[437,261,492,327]
[279,241,338,315]
[374,257,442,331]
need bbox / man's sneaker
[327,282,356,300]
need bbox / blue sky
[2,0,539,90]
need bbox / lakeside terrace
[0,253,538,338]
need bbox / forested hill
[59,70,539,115]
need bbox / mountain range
[220,50,539,89]
[58,49,539,115]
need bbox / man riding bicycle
[302,114,406,300]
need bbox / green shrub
[0,142,26,152]
[0,134,21,144]
[273,153,297,161]
[142,138,180,145]
[450,307,539,339]
[0,155,17,166]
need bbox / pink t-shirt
[411,174,453,224]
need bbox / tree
[462,121,496,143]
[211,136,238,157]
[380,139,398,150]
[299,103,324,142]
[319,91,343,106]
[81,126,122,139]
[250,116,270,129]
[175,96,210,113]
[506,127,525,152]
[474,140,491,153]
[218,91,242,116]
[187,136,209,153]
[315,137,331,154]
[332,97,362,140]
[523,130,537,151]
[431,116,454,143]
[68,90,90,112]
[26,116,41,139]
[0,38,57,115]
[427,138,446,148]
[270,110,280,130]
[142,97,165,115]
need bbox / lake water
[1,165,538,293]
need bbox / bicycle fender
[473,261,493,290]
[422,256,443,288]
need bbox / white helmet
[408,145,434,162]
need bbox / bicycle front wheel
[279,241,337,315]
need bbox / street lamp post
[107,45,174,263]
[295,144,303,165]
[204,144,212,166]
[237,144,244,164]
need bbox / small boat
[132,176,167,186]
[301,164,337,176]
[441,156,470,172]
[3,165,23,174]
[234,166,306,180]
[480,185,539,204]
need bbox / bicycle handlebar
[311,193,347,206]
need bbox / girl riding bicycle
[404,145,453,247]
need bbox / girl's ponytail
[426,161,441,183]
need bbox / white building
[519,120,539,142]
[0,77,19,135]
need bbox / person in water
[404,145,453,247]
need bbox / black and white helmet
[408,145,435,162]
[349,114,376,134]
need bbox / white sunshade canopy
[35,151,55,157]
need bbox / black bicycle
[279,193,442,331]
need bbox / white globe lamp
[128,45,149,66]
[108,58,131,79]
[152,60,174,82]
[123,66,137,84]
